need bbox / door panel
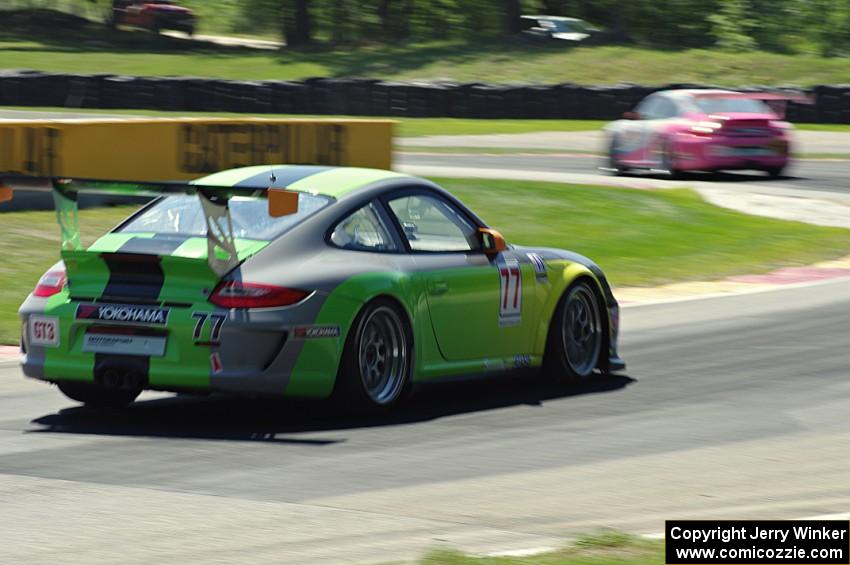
[384,191,540,364]
[412,251,540,363]
[413,253,500,361]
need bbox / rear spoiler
[691,90,813,119]
[691,90,812,103]
[0,175,300,276]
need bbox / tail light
[209,281,310,309]
[770,120,792,132]
[33,269,67,298]
[690,121,723,137]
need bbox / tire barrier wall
[0,117,394,180]
[0,71,845,123]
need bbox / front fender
[533,260,600,356]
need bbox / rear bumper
[18,292,342,399]
[672,134,790,171]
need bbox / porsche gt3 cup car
[606,89,806,178]
[13,166,625,410]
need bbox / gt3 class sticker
[499,260,522,326]
[29,316,59,347]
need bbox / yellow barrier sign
[0,118,394,180]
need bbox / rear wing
[0,175,300,276]
[691,91,812,103]
[691,90,813,118]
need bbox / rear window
[693,97,772,114]
[118,193,331,241]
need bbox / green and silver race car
[14,165,625,410]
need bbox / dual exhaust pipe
[97,367,146,391]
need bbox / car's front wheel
[544,281,604,381]
[57,381,140,408]
[337,298,412,411]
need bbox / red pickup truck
[108,0,197,37]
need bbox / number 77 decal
[192,312,227,344]
[498,260,522,327]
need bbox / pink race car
[605,89,803,178]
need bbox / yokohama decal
[293,325,340,339]
[498,260,522,327]
[76,304,170,326]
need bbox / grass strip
[421,531,663,564]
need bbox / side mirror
[479,227,507,255]
[623,111,640,120]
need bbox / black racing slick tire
[336,298,413,411]
[57,381,140,408]
[608,136,628,175]
[764,166,785,179]
[662,141,683,179]
[543,281,604,382]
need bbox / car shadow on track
[29,373,635,444]
[615,169,796,183]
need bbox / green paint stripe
[87,232,155,252]
[148,302,214,390]
[287,167,409,198]
[43,290,95,382]
[195,165,294,186]
[170,237,269,260]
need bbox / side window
[656,97,678,119]
[636,95,661,119]
[388,194,480,252]
[330,203,397,252]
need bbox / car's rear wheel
[337,298,412,411]
[57,381,140,408]
[544,281,603,381]
[662,140,683,179]
[608,136,628,175]
[764,166,784,179]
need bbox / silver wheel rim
[561,286,602,377]
[358,306,407,405]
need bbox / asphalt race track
[398,152,850,196]
[1,279,849,563]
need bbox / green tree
[284,0,313,46]
[505,0,522,34]
[709,0,756,51]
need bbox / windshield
[118,193,331,241]
[693,97,772,114]
[542,19,590,33]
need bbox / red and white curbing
[0,344,19,363]
[616,255,850,306]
